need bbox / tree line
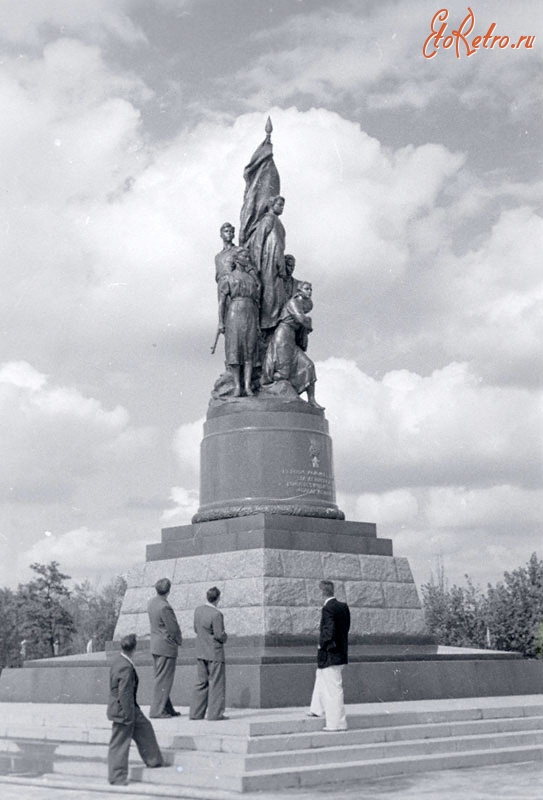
[421,552,543,658]
[0,561,126,667]
[2,554,542,668]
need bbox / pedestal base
[2,645,541,708]
[113,514,427,646]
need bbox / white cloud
[19,526,144,583]
[161,487,199,526]
[318,358,542,492]
[0,361,146,504]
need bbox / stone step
[173,713,543,754]
[166,728,543,774]
[135,744,543,791]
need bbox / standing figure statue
[284,254,303,299]
[215,222,236,282]
[262,281,323,408]
[217,247,260,397]
[249,195,288,337]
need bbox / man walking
[307,580,350,731]
[107,634,163,786]
[189,586,228,721]
[147,577,183,718]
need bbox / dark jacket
[194,604,228,662]
[317,597,351,669]
[107,654,139,724]
[147,595,182,658]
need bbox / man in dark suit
[107,633,163,786]
[307,580,350,731]
[147,577,183,718]
[189,586,228,721]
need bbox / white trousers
[309,665,347,730]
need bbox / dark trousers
[190,658,226,720]
[150,654,177,717]
[108,707,162,785]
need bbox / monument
[106,120,442,707]
[2,120,539,708]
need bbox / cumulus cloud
[320,358,542,493]
[0,361,134,502]
[18,526,143,584]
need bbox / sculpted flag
[239,117,280,247]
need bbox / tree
[421,574,488,649]
[422,553,543,657]
[66,575,127,654]
[0,588,22,667]
[486,553,543,657]
[16,561,76,659]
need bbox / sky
[0,0,541,592]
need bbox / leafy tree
[422,553,543,657]
[66,575,127,654]
[0,588,22,667]
[16,561,76,659]
[421,573,487,649]
[486,553,543,657]
[534,621,543,659]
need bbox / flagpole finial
[265,116,273,142]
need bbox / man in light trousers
[308,580,350,731]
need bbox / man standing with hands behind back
[307,580,350,731]
[107,633,163,786]
[189,586,228,721]
[147,578,182,719]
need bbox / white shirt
[121,652,136,669]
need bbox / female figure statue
[217,247,260,397]
[249,195,288,336]
[262,282,322,408]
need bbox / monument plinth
[194,397,344,522]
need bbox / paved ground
[1,761,542,800]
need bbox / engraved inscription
[281,467,334,497]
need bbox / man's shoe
[170,711,181,717]
[150,713,175,719]
[305,711,321,717]
[189,716,204,720]
[322,726,348,732]
[208,715,229,720]
[109,779,129,786]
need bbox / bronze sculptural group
[211,120,322,409]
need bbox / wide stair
[1,697,543,794]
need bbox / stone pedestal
[109,399,431,707]
[193,398,344,522]
[113,514,427,647]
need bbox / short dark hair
[120,633,137,653]
[155,578,171,595]
[319,580,334,597]
[206,586,221,603]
